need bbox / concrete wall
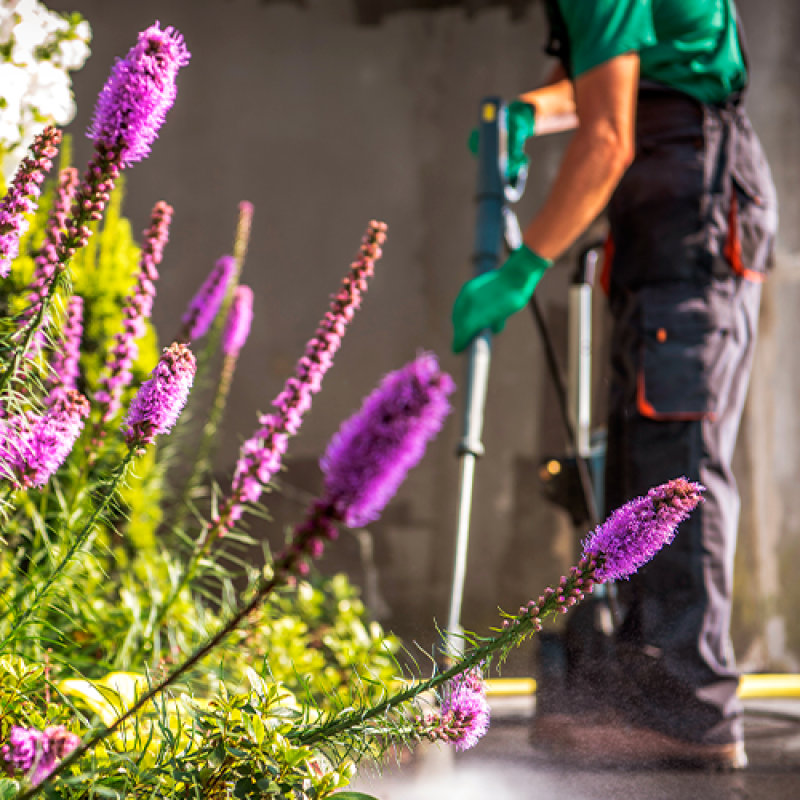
[45,0,800,673]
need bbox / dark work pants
[565,90,777,746]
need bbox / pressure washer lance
[445,97,520,660]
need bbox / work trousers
[570,89,777,745]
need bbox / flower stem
[147,353,237,638]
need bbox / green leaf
[0,779,19,800]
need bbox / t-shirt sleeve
[557,0,657,79]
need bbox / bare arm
[520,64,578,129]
[522,53,639,260]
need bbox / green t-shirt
[553,0,746,105]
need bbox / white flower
[27,61,73,122]
[0,1,90,176]
[0,113,22,151]
[58,37,90,70]
[0,62,31,108]
[11,17,48,64]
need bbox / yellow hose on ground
[483,675,800,699]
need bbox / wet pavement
[353,695,800,799]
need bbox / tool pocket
[636,286,734,422]
[707,110,777,280]
[728,117,778,277]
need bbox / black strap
[542,0,573,79]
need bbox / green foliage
[0,659,358,799]
[245,575,402,707]
[0,170,413,798]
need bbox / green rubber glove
[468,100,535,187]
[451,244,552,354]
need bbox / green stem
[169,354,236,537]
[195,354,236,484]
[0,447,136,649]
[141,356,237,651]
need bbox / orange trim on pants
[636,357,715,422]
[724,192,767,284]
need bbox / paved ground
[353,696,800,800]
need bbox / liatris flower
[437,670,491,752]
[493,479,704,640]
[0,389,90,489]
[88,22,190,167]
[2,26,188,400]
[222,285,253,357]
[0,126,61,277]
[262,354,452,579]
[321,352,455,528]
[582,477,705,583]
[95,201,173,421]
[122,342,196,446]
[179,255,236,342]
[19,167,79,338]
[49,295,83,397]
[2,725,79,786]
[52,24,188,269]
[218,221,387,533]
[2,727,42,775]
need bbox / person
[451,0,777,770]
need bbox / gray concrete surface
[42,0,800,674]
[354,696,800,799]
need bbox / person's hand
[451,244,552,354]
[468,100,535,187]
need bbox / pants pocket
[637,285,735,422]
[707,111,778,280]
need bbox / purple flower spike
[219,221,387,534]
[95,201,173,422]
[0,389,90,489]
[222,285,253,357]
[18,168,79,348]
[122,342,196,446]
[440,670,491,752]
[88,22,190,167]
[0,127,61,278]
[321,352,455,528]
[180,255,236,342]
[49,295,84,397]
[582,477,705,583]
